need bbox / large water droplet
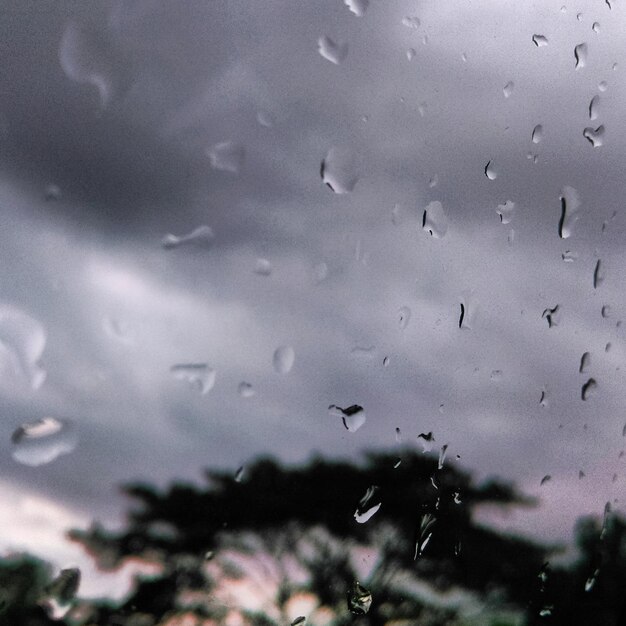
[592,21,600,33]
[207,141,245,173]
[171,364,216,394]
[496,200,515,224]
[532,34,549,47]
[581,378,597,401]
[162,225,214,250]
[354,485,381,523]
[598,80,608,91]
[579,352,591,373]
[317,36,348,64]
[532,124,544,144]
[422,201,449,238]
[397,306,411,329]
[558,186,581,239]
[574,43,588,69]
[583,125,605,147]
[238,382,255,398]
[321,147,358,193]
[329,404,366,432]
[503,81,515,98]
[0,306,46,390]
[484,160,497,180]
[347,582,372,615]
[589,95,600,120]
[273,345,295,374]
[344,0,369,16]
[12,417,78,466]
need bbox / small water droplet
[484,160,497,180]
[321,147,358,193]
[601,305,610,318]
[453,491,462,504]
[461,52,468,62]
[592,21,600,33]
[593,259,604,288]
[438,444,448,469]
[171,364,216,394]
[162,225,214,250]
[254,258,272,276]
[406,48,416,61]
[272,345,295,374]
[579,470,586,479]
[581,378,597,401]
[598,80,608,91]
[402,16,421,29]
[532,124,544,143]
[532,34,549,47]
[605,342,612,352]
[207,141,245,173]
[490,369,503,381]
[558,186,581,239]
[317,35,348,64]
[577,12,584,21]
[422,201,449,238]
[459,292,477,330]
[579,352,591,373]
[397,306,411,329]
[382,355,390,367]
[347,582,372,615]
[45,184,62,201]
[12,417,78,466]
[417,101,427,117]
[329,404,366,432]
[503,81,515,98]
[574,43,588,68]
[540,606,554,617]
[313,262,329,283]
[354,485,381,523]
[496,200,515,224]
[428,174,439,188]
[542,305,560,328]
[238,382,255,398]
[589,95,600,120]
[507,229,515,245]
[291,617,306,626]
[540,387,549,407]
[583,125,605,147]
[540,474,551,486]
[344,0,369,16]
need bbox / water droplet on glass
[347,582,372,615]
[45,184,62,201]
[207,141,245,173]
[503,81,515,98]
[354,485,381,523]
[459,292,477,330]
[171,364,216,394]
[162,225,215,250]
[414,513,436,559]
[542,305,560,328]
[406,47,417,61]
[395,427,402,443]
[562,250,578,262]
[577,12,584,21]
[540,474,551,486]
[313,262,329,283]
[321,147,358,193]
[317,35,348,64]
[234,466,244,482]
[540,387,549,407]
[532,124,544,144]
[256,110,275,128]
[329,404,366,432]
[272,345,295,374]
[496,200,515,224]
[428,174,439,188]
[593,259,603,288]
[579,352,591,373]
[574,43,588,69]
[558,186,581,239]
[402,16,421,29]
[589,95,600,120]
[42,568,80,619]
[418,101,427,117]
[461,52,468,62]
[438,444,448,469]
[598,80,608,91]
[397,306,411,329]
[344,0,369,16]
[606,0,612,9]
[484,160,497,180]
[583,125,605,147]
[12,417,78,466]
[592,21,600,33]
[581,378,597,401]
[490,369,503,381]
[585,569,599,592]
[383,356,390,367]
[238,382,255,398]
[579,470,586,479]
[422,201,449,238]
[605,342,612,353]
[601,305,610,318]
[532,34,549,47]
[540,606,554,617]
[453,491,462,504]
[254,258,272,276]
[0,306,47,390]
[291,617,306,626]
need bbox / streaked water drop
[344,0,369,16]
[438,444,448,469]
[354,485,381,523]
[402,16,421,28]
[347,582,372,615]
[558,186,581,239]
[496,200,515,224]
[540,475,551,486]
[503,81,514,98]
[593,259,603,288]
[583,125,605,147]
[579,352,591,373]
[484,160,497,180]
[12,417,77,467]
[581,378,597,400]
[254,258,272,276]
[574,43,588,69]
[532,34,549,47]
[383,356,390,367]
[272,345,295,374]
[422,201,448,238]
[540,387,549,407]
[207,141,245,173]
[592,22,600,32]
[171,364,216,394]
[397,306,411,329]
[414,513,436,559]
[317,36,348,64]
[542,305,560,328]
[589,95,600,120]
[234,466,245,482]
[329,404,366,432]
[406,48,416,61]
[585,569,599,592]
[162,225,214,249]
[598,80,608,91]
[238,382,255,398]
[321,147,358,193]
[459,291,477,330]
[395,427,402,442]
[532,124,544,143]
[605,342,612,353]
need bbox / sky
[1,0,626,597]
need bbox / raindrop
[601,305,610,318]
[461,52,468,62]
[256,110,275,128]
[406,48,416,61]
[438,444,448,469]
[12,417,78,466]
[598,80,608,91]
[562,250,578,262]
[344,0,369,16]
[540,387,549,407]
[605,342,612,353]
[354,485,381,523]
[313,262,329,283]
[383,356,390,367]
[347,582,372,615]
[418,431,434,442]
[579,352,591,373]
[503,81,514,98]
[540,607,554,617]
[606,0,612,9]
[542,305,560,328]
[583,125,605,147]
[254,258,273,276]
[317,35,348,64]
[42,568,80,619]
[162,225,214,250]
[414,513,436,559]
[428,174,438,188]
[484,160,497,180]
[592,22,600,33]
[490,369,503,381]
[394,458,401,468]
[577,12,584,21]
[496,200,515,224]
[45,184,62,201]
[581,378,597,401]
[273,345,295,374]
[532,34,549,47]
[321,147,358,193]
[593,259,603,288]
[238,382,255,398]
[204,551,215,561]
[234,466,245,482]
[585,569,599,592]
[171,364,216,395]
[558,186,581,239]
[329,404,366,432]
[417,101,427,117]
[589,95,600,120]
[623,423,626,437]
[453,491,462,504]
[532,124,544,143]
[540,475,551,486]
[579,470,586,479]
[574,43,587,69]
[207,141,245,173]
[397,306,411,329]
[402,16,421,29]
[422,201,449,238]
[459,292,477,330]
[0,306,47,390]
[291,618,306,626]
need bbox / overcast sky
[1,0,625,597]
